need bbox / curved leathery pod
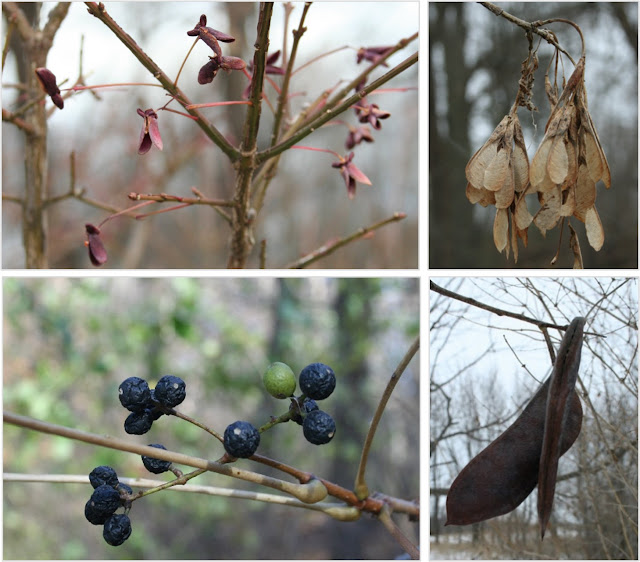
[446,375,583,526]
[538,317,586,539]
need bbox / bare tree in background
[430,278,638,560]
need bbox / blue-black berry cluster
[85,466,133,546]
[118,375,186,435]
[282,362,337,446]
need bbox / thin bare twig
[377,503,420,559]
[354,336,419,499]
[2,108,36,134]
[128,192,236,208]
[430,280,572,332]
[3,410,326,504]
[479,2,578,63]
[3,472,361,521]
[285,212,407,268]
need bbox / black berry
[119,377,152,412]
[116,482,133,496]
[124,410,154,435]
[290,398,319,425]
[103,514,132,546]
[85,499,110,525]
[223,421,260,458]
[89,466,119,489]
[85,485,121,525]
[299,363,336,400]
[154,375,186,408]
[141,444,172,474]
[302,410,336,445]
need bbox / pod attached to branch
[538,316,586,538]
[446,318,585,533]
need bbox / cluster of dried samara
[465,56,610,261]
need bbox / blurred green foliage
[3,277,419,559]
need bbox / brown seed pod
[446,319,585,529]
[538,317,586,538]
[446,376,582,526]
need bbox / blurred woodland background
[429,2,638,268]
[2,2,418,268]
[3,277,419,559]
[430,278,638,559]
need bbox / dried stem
[3,472,361,521]
[377,503,420,559]
[354,336,419,499]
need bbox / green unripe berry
[263,362,297,399]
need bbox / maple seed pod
[584,206,604,252]
[493,207,508,253]
[446,319,585,527]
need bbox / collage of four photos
[2,1,638,560]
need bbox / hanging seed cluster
[529,56,610,250]
[465,42,611,264]
[466,110,531,261]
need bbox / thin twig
[479,2,577,63]
[3,472,361,520]
[377,503,420,559]
[128,192,236,208]
[2,193,23,205]
[285,212,407,268]
[2,108,37,134]
[430,280,573,331]
[270,2,311,147]
[3,410,326,504]
[354,336,419,499]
